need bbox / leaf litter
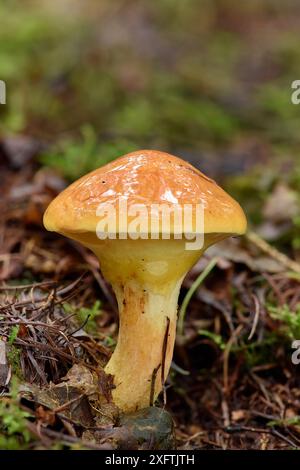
[1,137,300,449]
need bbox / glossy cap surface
[44,149,247,237]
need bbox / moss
[64,300,102,334]
[0,379,33,449]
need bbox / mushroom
[43,150,247,412]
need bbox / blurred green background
[1,0,300,246]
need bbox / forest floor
[1,138,300,450]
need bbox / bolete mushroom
[43,150,247,412]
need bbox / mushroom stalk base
[105,278,182,412]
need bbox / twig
[248,294,261,340]
[161,316,170,407]
[67,240,118,313]
[68,315,90,337]
[223,324,243,394]
[52,394,84,414]
[178,257,219,335]
[224,425,299,449]
[0,275,84,311]
[30,424,113,450]
[0,280,56,290]
[149,364,161,407]
[90,267,118,314]
[271,429,299,449]
[246,231,300,274]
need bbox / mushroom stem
[105,277,182,412]
[86,237,204,413]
